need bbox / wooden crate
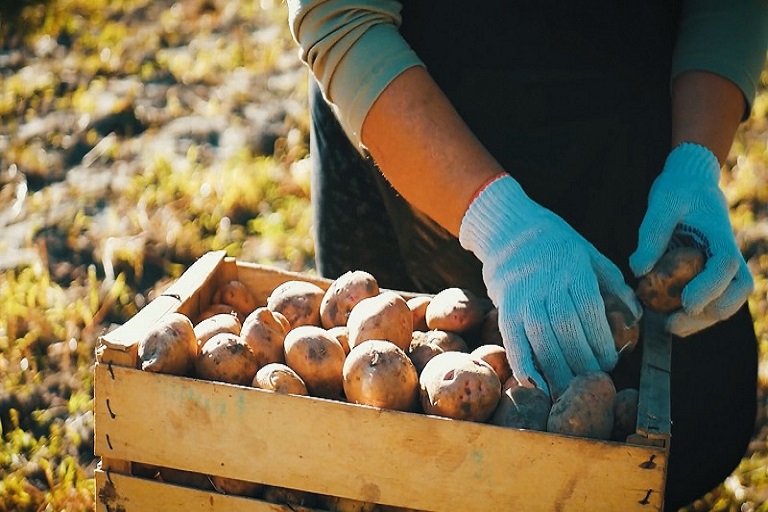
[94,251,672,512]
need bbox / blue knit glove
[630,143,754,336]
[459,174,642,398]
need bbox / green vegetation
[1,1,311,510]
[0,1,766,511]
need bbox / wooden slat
[95,364,667,512]
[97,251,228,367]
[95,469,311,512]
[236,261,332,307]
[634,311,672,443]
[235,262,429,307]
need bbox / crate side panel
[95,364,666,512]
[235,262,332,307]
[95,470,291,512]
[97,251,228,364]
[636,310,672,441]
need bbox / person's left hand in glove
[630,71,756,337]
[630,142,753,336]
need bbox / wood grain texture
[95,364,667,511]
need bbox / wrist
[662,142,720,186]
[458,173,540,257]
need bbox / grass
[0,1,767,511]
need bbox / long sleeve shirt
[288,0,768,148]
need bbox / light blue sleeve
[673,0,768,116]
[288,0,425,148]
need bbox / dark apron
[308,3,758,509]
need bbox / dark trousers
[309,79,758,511]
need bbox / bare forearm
[361,66,504,235]
[671,71,745,164]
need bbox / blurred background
[0,1,766,510]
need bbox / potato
[240,307,287,367]
[138,312,197,375]
[407,296,432,332]
[131,461,160,479]
[407,335,444,375]
[267,280,325,328]
[347,292,413,351]
[479,307,504,346]
[470,344,512,383]
[425,287,486,333]
[319,495,380,512]
[273,311,291,333]
[636,246,705,313]
[547,371,616,440]
[419,351,501,422]
[328,325,351,355]
[253,362,308,395]
[263,485,319,508]
[198,303,242,323]
[603,294,640,354]
[210,475,263,497]
[414,329,468,353]
[320,270,380,328]
[195,332,260,385]
[283,325,346,399]
[343,340,419,412]
[213,279,258,318]
[158,466,215,490]
[490,377,551,431]
[612,387,640,442]
[193,312,241,354]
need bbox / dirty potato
[252,362,308,396]
[415,329,468,353]
[347,291,413,351]
[213,279,258,319]
[419,351,501,422]
[343,340,419,412]
[479,307,504,346]
[158,466,215,490]
[193,312,242,354]
[407,333,444,375]
[262,486,319,508]
[195,332,260,385]
[197,303,242,323]
[547,371,616,440]
[283,325,346,399]
[612,387,640,442]
[267,280,325,328]
[407,296,432,332]
[425,287,487,333]
[210,475,264,497]
[320,270,380,329]
[240,307,288,367]
[470,344,512,383]
[318,495,380,512]
[636,246,705,313]
[602,294,640,354]
[490,376,551,431]
[327,325,351,355]
[138,312,197,376]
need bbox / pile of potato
[134,263,673,510]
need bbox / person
[286,1,768,509]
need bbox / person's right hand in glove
[356,67,641,398]
[458,173,642,397]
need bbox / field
[0,1,767,511]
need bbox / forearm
[361,66,504,235]
[671,71,746,164]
